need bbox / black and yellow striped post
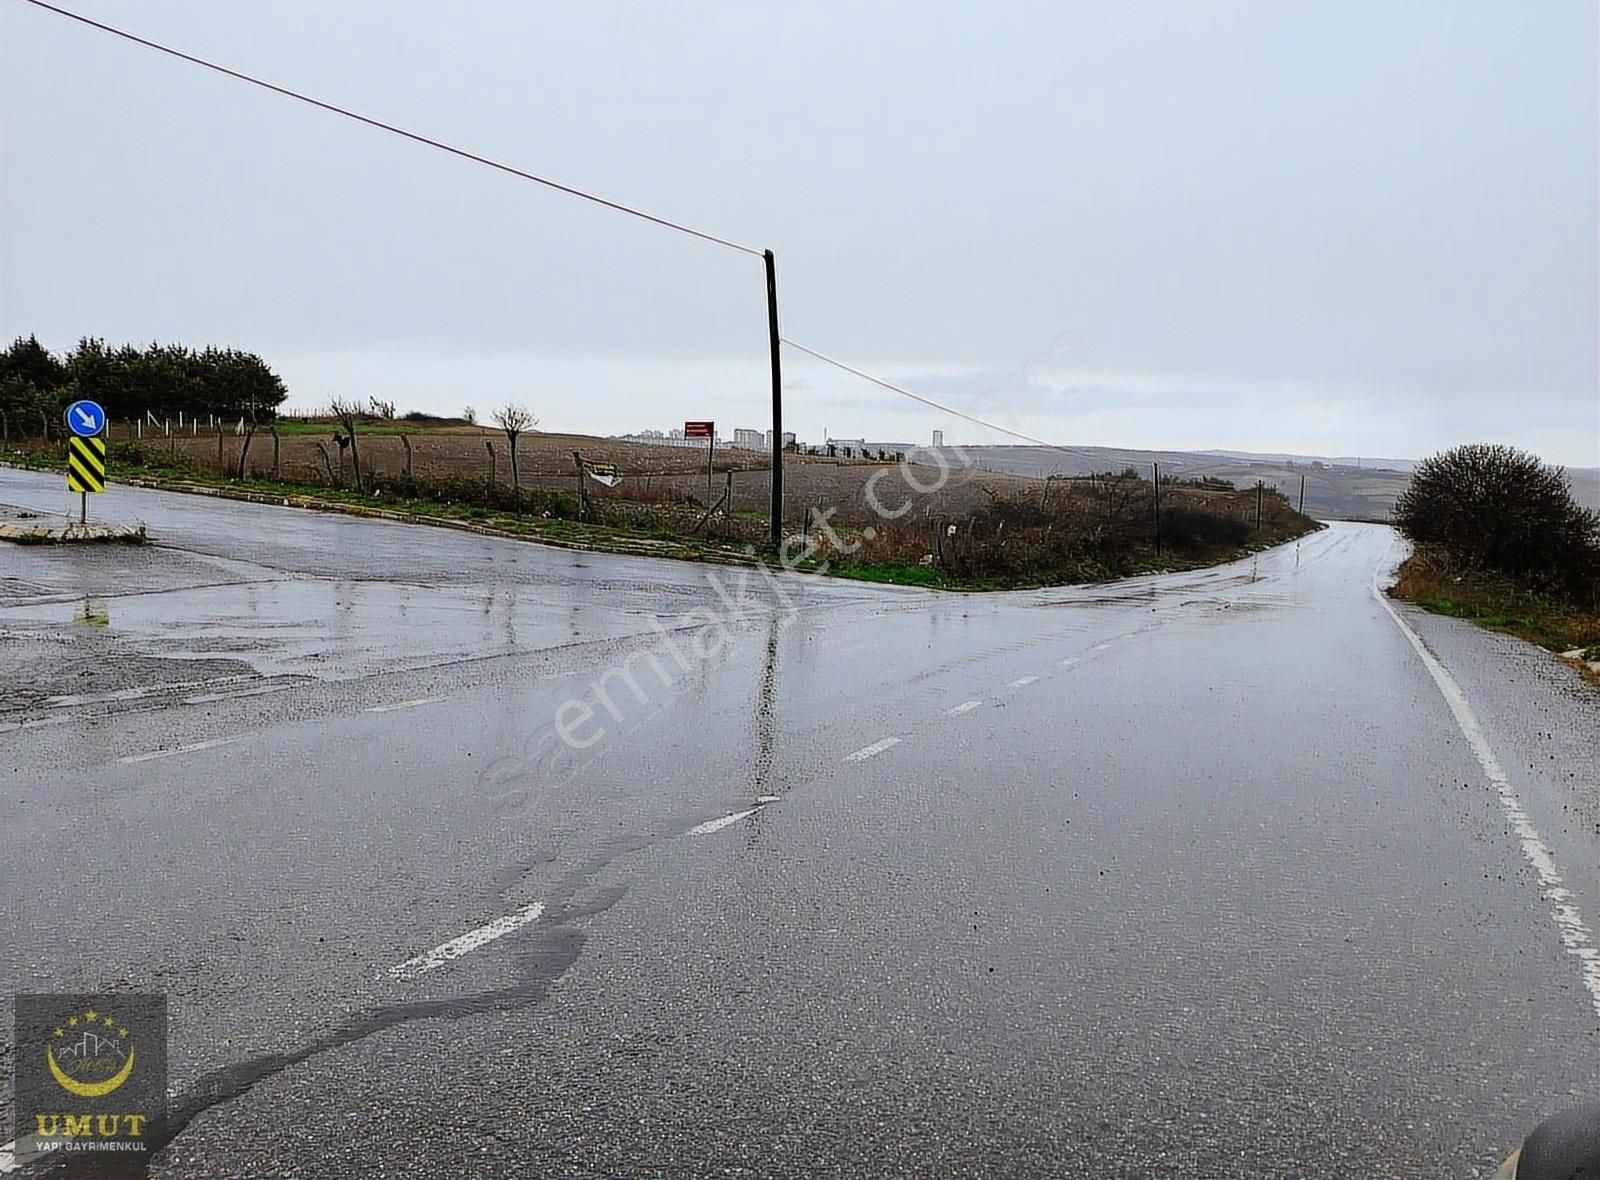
[67,435,107,524]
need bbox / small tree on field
[493,403,537,501]
[1395,443,1599,604]
[329,397,365,491]
[369,397,397,422]
[462,405,477,426]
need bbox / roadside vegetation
[813,471,1316,588]
[5,439,1317,590]
[1390,444,1600,666]
[3,333,1319,589]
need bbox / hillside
[941,445,1599,521]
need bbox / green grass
[1392,552,1600,655]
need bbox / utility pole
[1255,480,1264,530]
[765,249,783,550]
[1152,461,1162,557]
[1298,473,1306,516]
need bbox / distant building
[932,429,944,447]
[732,428,764,450]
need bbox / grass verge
[1390,548,1600,682]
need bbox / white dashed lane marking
[366,698,443,714]
[389,901,546,980]
[946,700,983,715]
[688,808,761,835]
[117,736,244,764]
[182,684,290,705]
[844,736,901,762]
[1008,676,1039,687]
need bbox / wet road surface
[2,467,1598,1177]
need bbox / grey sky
[2,1,1596,464]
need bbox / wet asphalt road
[2,466,1598,1178]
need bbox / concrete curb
[0,520,147,544]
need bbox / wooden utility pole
[1298,473,1307,515]
[706,433,716,511]
[765,249,783,549]
[1255,480,1264,530]
[1152,461,1162,556]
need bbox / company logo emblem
[13,993,168,1175]
[46,1006,137,1098]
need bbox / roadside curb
[0,519,147,545]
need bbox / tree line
[0,335,288,437]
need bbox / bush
[1159,507,1249,551]
[1394,444,1599,605]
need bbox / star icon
[118,1027,128,1038]
[103,1016,114,1027]
[53,1028,64,1038]
[85,1010,97,1022]
[67,1016,78,1027]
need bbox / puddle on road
[0,579,667,682]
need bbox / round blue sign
[64,400,107,438]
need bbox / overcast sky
[2,1,1596,464]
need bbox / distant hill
[1196,449,1417,474]
[941,445,1598,522]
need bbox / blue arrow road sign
[65,400,106,438]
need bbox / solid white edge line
[946,700,983,715]
[116,735,244,764]
[844,736,901,762]
[1374,564,1600,1021]
[389,901,546,980]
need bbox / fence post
[401,433,413,479]
[571,450,589,521]
[484,439,496,490]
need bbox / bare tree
[369,397,397,422]
[492,403,537,503]
[329,397,365,491]
[462,405,477,426]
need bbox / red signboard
[684,420,714,439]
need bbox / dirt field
[113,425,1044,526]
